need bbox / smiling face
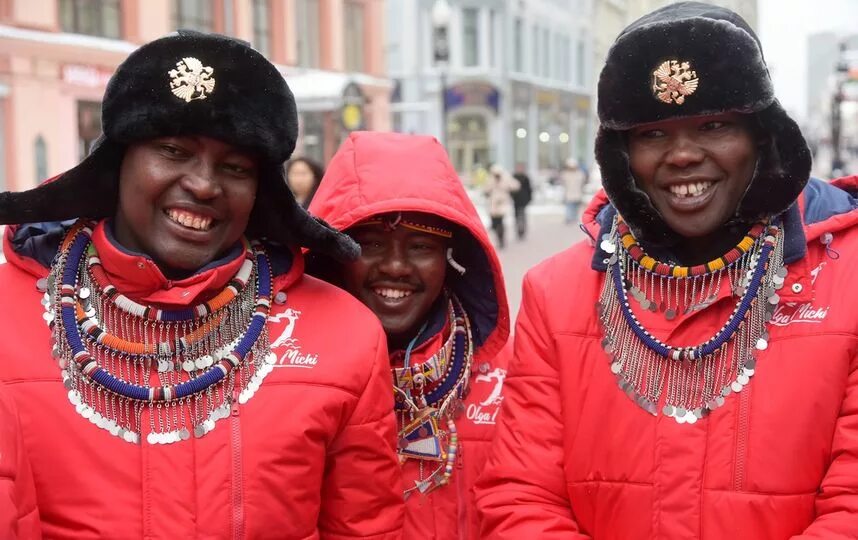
[342,214,450,349]
[627,113,759,239]
[114,136,260,277]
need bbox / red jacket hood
[308,131,509,362]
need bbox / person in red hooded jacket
[0,385,40,538]
[0,31,402,538]
[307,132,511,540]
[476,3,858,538]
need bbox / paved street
[487,206,586,321]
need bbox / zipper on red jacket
[733,386,752,491]
[231,388,245,539]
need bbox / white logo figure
[476,368,507,406]
[269,308,301,348]
[810,262,826,285]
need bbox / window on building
[295,0,321,68]
[0,96,5,192]
[252,0,270,57]
[576,38,586,86]
[462,8,479,67]
[488,10,496,68]
[542,28,551,78]
[34,136,47,184]
[344,1,365,72]
[532,24,539,76]
[59,0,121,39]
[172,0,213,32]
[513,18,523,72]
[77,101,102,160]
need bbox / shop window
[172,0,213,32]
[34,136,47,184]
[295,0,320,68]
[59,0,121,39]
[462,8,479,67]
[299,112,325,164]
[252,0,270,57]
[78,101,102,160]
[344,1,365,72]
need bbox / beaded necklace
[394,294,473,497]
[598,217,785,424]
[43,222,276,444]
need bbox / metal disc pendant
[755,338,768,351]
[182,359,196,372]
[665,308,677,320]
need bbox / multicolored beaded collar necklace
[598,216,785,424]
[43,221,276,444]
[393,294,473,497]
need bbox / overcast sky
[758,0,858,122]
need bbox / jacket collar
[92,220,247,307]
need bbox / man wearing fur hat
[0,31,403,537]
[476,3,858,538]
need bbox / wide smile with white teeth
[166,209,214,232]
[668,181,714,198]
[373,288,414,300]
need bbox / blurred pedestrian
[0,30,403,537]
[477,2,858,537]
[511,163,533,240]
[561,157,586,224]
[306,131,511,540]
[483,164,520,249]
[286,156,324,208]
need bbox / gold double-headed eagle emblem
[168,57,216,102]
[652,60,699,105]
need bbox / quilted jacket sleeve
[319,326,403,540]
[474,271,590,539]
[793,351,858,539]
[0,386,41,539]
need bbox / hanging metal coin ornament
[44,222,277,445]
[597,217,785,424]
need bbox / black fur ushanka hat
[0,30,358,261]
[595,2,812,247]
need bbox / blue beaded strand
[611,238,775,360]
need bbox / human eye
[158,142,188,158]
[700,121,727,131]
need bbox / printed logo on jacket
[268,309,319,368]
[466,366,506,426]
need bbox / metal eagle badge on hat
[168,57,216,102]
[652,60,699,105]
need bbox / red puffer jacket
[0,220,403,539]
[309,132,511,540]
[476,177,858,539]
[0,384,41,538]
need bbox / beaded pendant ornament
[394,294,473,498]
[597,217,786,424]
[42,222,277,444]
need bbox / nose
[180,159,222,200]
[377,243,411,278]
[664,132,705,168]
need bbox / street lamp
[432,0,451,147]
[832,41,849,176]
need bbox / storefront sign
[341,82,366,131]
[445,82,500,113]
[62,64,113,88]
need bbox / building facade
[0,0,390,192]
[387,0,594,182]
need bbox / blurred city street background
[0,0,857,318]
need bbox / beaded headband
[356,213,453,239]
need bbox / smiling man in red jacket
[476,2,858,538]
[0,31,402,539]
[308,132,511,539]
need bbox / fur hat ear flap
[0,139,122,225]
[594,128,677,247]
[734,101,812,223]
[248,165,359,262]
